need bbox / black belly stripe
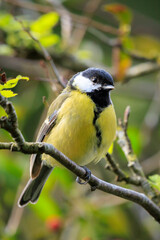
[87,89,111,147]
[93,107,103,148]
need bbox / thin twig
[88,27,121,47]
[2,0,51,13]
[106,153,141,185]
[16,19,65,88]
[123,106,132,153]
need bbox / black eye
[91,76,99,83]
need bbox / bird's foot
[76,166,91,185]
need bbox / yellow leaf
[0,90,17,98]
[31,12,59,34]
[116,54,132,81]
[0,75,29,97]
[104,3,132,25]
[130,35,160,59]
[16,75,29,81]
[40,34,59,47]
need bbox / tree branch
[125,62,160,81]
[1,93,160,223]
[106,153,141,186]
[117,106,160,204]
[0,94,25,146]
[0,140,160,223]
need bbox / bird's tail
[18,164,53,207]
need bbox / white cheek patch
[72,73,101,92]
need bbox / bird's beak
[103,85,115,90]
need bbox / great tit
[18,68,117,207]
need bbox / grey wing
[30,111,57,179]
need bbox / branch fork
[0,93,160,223]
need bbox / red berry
[46,216,62,232]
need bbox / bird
[18,67,117,207]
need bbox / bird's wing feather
[30,90,71,178]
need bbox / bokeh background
[0,0,160,239]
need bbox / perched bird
[18,68,117,207]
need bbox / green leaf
[0,90,17,98]
[0,44,15,56]
[0,11,22,32]
[30,12,59,34]
[122,36,134,50]
[104,4,132,25]
[129,35,160,59]
[40,34,59,47]
[128,126,142,155]
[0,12,12,28]
[148,174,160,191]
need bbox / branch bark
[125,62,160,81]
[117,106,160,204]
[106,153,141,185]
[0,93,160,223]
[1,141,160,223]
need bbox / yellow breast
[43,90,117,167]
[95,105,117,162]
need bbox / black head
[69,67,114,93]
[82,68,114,90]
[69,68,114,108]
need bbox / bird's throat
[87,89,111,108]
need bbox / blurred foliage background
[0,0,160,239]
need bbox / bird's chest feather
[44,91,116,166]
[95,105,117,162]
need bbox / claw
[76,166,91,185]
